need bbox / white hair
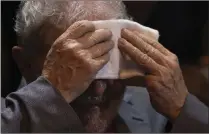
[15,0,130,49]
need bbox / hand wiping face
[93,19,159,79]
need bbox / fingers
[88,40,114,58]
[133,32,172,56]
[52,21,95,49]
[121,29,165,64]
[81,29,112,48]
[64,20,95,39]
[93,53,110,71]
[118,38,162,73]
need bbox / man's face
[71,79,126,132]
[14,23,126,132]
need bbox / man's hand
[118,29,188,121]
[42,20,113,103]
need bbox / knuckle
[161,49,168,55]
[169,56,180,69]
[71,50,85,63]
[132,34,139,42]
[65,39,79,50]
[78,49,89,58]
[132,46,138,54]
[141,53,150,63]
[67,21,89,39]
[95,47,101,55]
[146,46,155,55]
[74,20,87,28]
[171,62,180,70]
[104,29,112,38]
[171,54,178,61]
[151,41,158,46]
[52,37,67,50]
[89,35,98,44]
[78,21,88,30]
[71,20,92,34]
[133,31,140,36]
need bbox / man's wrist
[169,92,189,122]
[169,108,181,123]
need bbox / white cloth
[93,19,159,79]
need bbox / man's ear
[12,46,31,75]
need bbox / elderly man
[2,1,208,133]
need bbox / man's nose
[93,80,107,96]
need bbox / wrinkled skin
[14,20,189,132]
[41,20,126,132]
[71,79,125,132]
[42,20,114,103]
[118,29,189,122]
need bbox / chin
[73,103,120,133]
[70,79,126,132]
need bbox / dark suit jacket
[1,77,208,132]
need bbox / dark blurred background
[1,2,208,106]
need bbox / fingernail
[118,38,121,43]
[118,38,124,44]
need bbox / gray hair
[15,0,130,50]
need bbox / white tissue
[93,19,159,79]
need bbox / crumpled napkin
[93,19,159,79]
